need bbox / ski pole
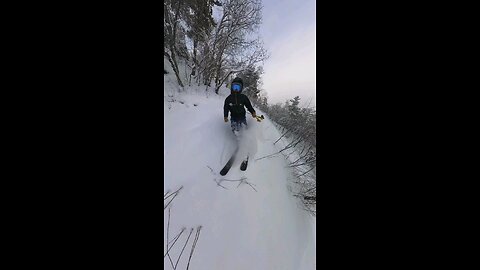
[255,115,264,122]
[247,112,264,122]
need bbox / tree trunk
[165,51,184,88]
[168,0,184,88]
[214,70,233,94]
[193,39,198,67]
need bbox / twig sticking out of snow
[174,228,194,269]
[164,186,203,269]
[255,152,280,161]
[186,226,202,270]
[165,226,186,258]
[164,186,183,210]
[213,179,228,190]
[213,177,257,192]
[206,166,216,175]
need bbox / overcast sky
[259,0,316,107]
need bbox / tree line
[164,0,268,93]
[253,95,317,216]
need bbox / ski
[240,156,249,171]
[219,147,238,176]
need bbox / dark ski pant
[230,116,247,133]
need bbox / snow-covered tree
[260,97,317,216]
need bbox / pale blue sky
[259,0,316,107]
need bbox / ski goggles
[232,83,242,92]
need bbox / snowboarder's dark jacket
[224,93,256,120]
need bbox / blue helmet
[231,77,243,93]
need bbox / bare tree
[195,0,268,93]
[164,0,187,87]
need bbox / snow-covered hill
[164,62,316,270]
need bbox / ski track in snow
[164,61,315,270]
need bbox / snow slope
[164,63,316,270]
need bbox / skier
[223,77,257,135]
[220,77,256,175]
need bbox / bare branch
[174,228,194,269]
[186,226,202,270]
